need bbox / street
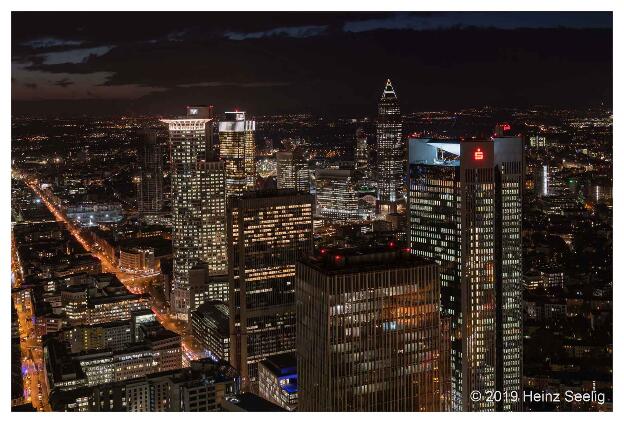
[22,177,206,366]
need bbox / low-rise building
[258,352,297,411]
[119,247,156,273]
[191,301,230,362]
[49,359,239,412]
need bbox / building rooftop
[409,130,522,167]
[223,393,286,412]
[235,188,311,200]
[192,301,229,335]
[260,352,298,396]
[299,248,435,276]
[260,352,296,377]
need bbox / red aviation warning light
[494,123,511,136]
[474,148,484,161]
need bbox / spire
[381,78,397,100]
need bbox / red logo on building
[474,148,484,161]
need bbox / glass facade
[162,109,228,320]
[315,168,359,222]
[218,111,256,198]
[276,149,310,193]
[354,128,371,184]
[227,190,314,389]
[376,79,403,206]
[408,136,523,411]
[137,131,163,214]
[296,251,442,411]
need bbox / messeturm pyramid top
[381,78,398,100]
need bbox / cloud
[53,78,74,88]
[41,46,114,65]
[167,29,190,42]
[343,11,613,32]
[225,25,328,40]
[22,37,83,49]
[12,66,165,101]
[177,81,291,88]
[10,12,612,115]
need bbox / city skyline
[9,9,614,414]
[10,100,613,412]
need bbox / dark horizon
[12,12,613,117]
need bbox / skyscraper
[407,128,523,411]
[218,111,256,198]
[376,79,403,212]
[296,248,442,412]
[137,130,163,214]
[162,106,228,320]
[354,127,371,184]
[276,148,310,193]
[227,190,313,389]
[276,151,295,190]
[315,168,359,222]
[535,164,550,197]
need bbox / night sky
[11,11,613,117]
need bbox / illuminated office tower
[277,148,310,192]
[535,164,550,197]
[354,128,371,184]
[315,168,359,222]
[199,161,228,271]
[218,111,256,197]
[296,249,442,412]
[296,166,311,193]
[292,147,311,193]
[407,128,523,411]
[376,79,403,211]
[162,106,228,320]
[529,134,547,149]
[227,190,313,389]
[137,130,163,214]
[189,262,228,317]
[276,151,295,189]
